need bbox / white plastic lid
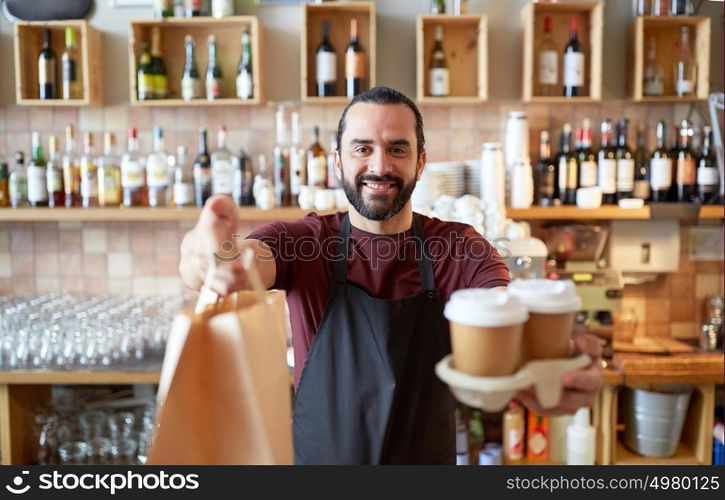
[507,279,582,314]
[444,288,529,327]
[618,198,645,209]
[573,407,591,428]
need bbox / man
[180,87,603,465]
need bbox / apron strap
[333,213,437,292]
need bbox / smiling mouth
[361,181,398,195]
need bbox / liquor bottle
[121,127,147,207]
[503,401,525,464]
[650,120,672,202]
[211,126,235,196]
[429,25,449,97]
[27,132,49,207]
[537,16,558,97]
[181,35,201,101]
[556,124,578,205]
[697,126,719,204]
[233,147,254,207]
[146,127,170,207]
[154,0,174,18]
[236,30,254,100]
[80,132,99,208]
[327,133,340,189]
[274,109,291,206]
[289,112,306,206]
[46,135,64,208]
[206,34,223,101]
[533,131,556,207]
[173,146,195,207]
[97,132,122,207]
[137,43,154,101]
[674,119,697,202]
[316,20,337,97]
[468,410,484,465]
[9,152,28,208]
[38,29,57,100]
[184,0,205,17]
[597,119,617,204]
[193,129,212,207]
[61,27,82,100]
[633,124,651,201]
[674,26,696,98]
[0,154,8,207]
[577,119,598,191]
[563,17,584,98]
[643,36,664,97]
[430,0,445,13]
[345,18,365,98]
[62,125,81,207]
[254,154,275,210]
[150,27,168,99]
[615,119,635,200]
[212,0,233,18]
[307,126,327,189]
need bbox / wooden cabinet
[301,1,376,104]
[521,1,603,103]
[13,20,103,106]
[416,14,488,105]
[629,16,711,102]
[128,16,264,107]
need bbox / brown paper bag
[149,288,293,465]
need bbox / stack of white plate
[426,161,466,198]
[412,168,444,210]
[463,159,481,197]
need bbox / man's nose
[366,148,393,176]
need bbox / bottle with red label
[345,19,365,98]
[527,411,549,461]
[503,400,525,464]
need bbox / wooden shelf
[0,370,160,385]
[301,1,376,102]
[614,439,703,465]
[698,205,724,219]
[524,96,601,104]
[14,20,102,106]
[416,14,488,103]
[508,205,651,220]
[129,16,264,105]
[629,16,710,102]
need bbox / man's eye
[391,148,407,155]
[355,146,370,154]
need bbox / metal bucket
[623,385,693,458]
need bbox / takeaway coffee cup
[507,279,582,362]
[444,289,529,377]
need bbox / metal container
[624,385,693,458]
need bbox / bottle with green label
[137,42,154,101]
[9,152,28,208]
[150,27,168,99]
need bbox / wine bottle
[121,127,147,207]
[9,152,28,208]
[697,126,719,205]
[181,35,201,101]
[150,27,168,99]
[643,36,664,97]
[137,43,154,101]
[211,126,234,196]
[0,154,8,208]
[633,124,651,201]
[236,30,254,100]
[62,125,81,207]
[429,25,449,97]
[38,29,57,100]
[307,126,327,189]
[674,27,697,98]
[563,17,584,98]
[650,120,672,202]
[345,19,365,98]
[80,132,99,208]
[97,132,122,207]
[597,119,617,204]
[274,109,291,206]
[46,135,64,208]
[316,20,337,97]
[146,127,170,208]
[430,0,445,14]
[184,0,205,17]
[193,129,212,207]
[233,147,254,207]
[674,119,697,202]
[154,0,173,18]
[537,16,558,97]
[556,124,578,205]
[27,132,49,207]
[206,34,223,100]
[577,119,598,190]
[61,27,82,100]
[533,131,557,207]
[615,119,635,200]
[173,146,195,207]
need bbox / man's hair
[336,86,425,160]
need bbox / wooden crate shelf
[13,20,102,106]
[301,1,375,103]
[629,16,710,102]
[0,370,161,385]
[416,14,488,103]
[521,1,603,103]
[128,16,264,106]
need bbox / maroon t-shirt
[248,212,511,387]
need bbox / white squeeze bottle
[566,407,595,465]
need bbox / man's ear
[334,150,342,181]
[416,150,427,181]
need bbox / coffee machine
[543,225,624,332]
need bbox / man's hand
[514,333,604,417]
[179,194,275,295]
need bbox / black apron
[293,213,455,464]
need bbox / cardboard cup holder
[435,353,591,412]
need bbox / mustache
[355,174,403,189]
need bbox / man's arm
[179,195,276,295]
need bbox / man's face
[336,102,425,221]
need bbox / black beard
[340,169,417,221]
